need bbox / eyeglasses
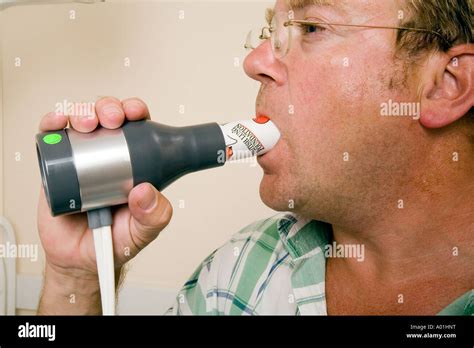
[245,11,451,59]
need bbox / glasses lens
[245,26,268,51]
[245,12,291,58]
[271,12,290,59]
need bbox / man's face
[244,0,427,223]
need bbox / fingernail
[137,185,157,210]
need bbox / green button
[43,133,62,145]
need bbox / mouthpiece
[219,116,280,161]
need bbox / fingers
[40,97,150,134]
[76,97,149,131]
[95,96,125,129]
[39,112,68,132]
[127,183,173,249]
[122,97,151,121]
[68,114,99,133]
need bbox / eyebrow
[286,0,347,14]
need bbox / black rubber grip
[122,120,227,190]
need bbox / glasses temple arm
[286,20,451,47]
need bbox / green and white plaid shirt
[165,212,473,315]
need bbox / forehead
[284,0,401,21]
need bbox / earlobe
[419,44,474,129]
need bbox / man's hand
[37,97,173,314]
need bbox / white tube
[92,226,115,315]
[0,216,16,315]
[219,116,280,161]
[0,251,6,315]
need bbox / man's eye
[300,24,325,35]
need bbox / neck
[328,173,473,287]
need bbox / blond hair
[397,0,473,53]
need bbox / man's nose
[243,40,287,86]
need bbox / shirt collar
[276,212,333,261]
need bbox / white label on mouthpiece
[219,116,281,161]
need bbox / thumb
[128,183,173,249]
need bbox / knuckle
[123,97,145,105]
[96,96,122,109]
[44,111,56,118]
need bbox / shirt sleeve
[164,249,219,315]
[164,216,279,315]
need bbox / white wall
[1,0,275,314]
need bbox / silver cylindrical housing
[67,127,133,212]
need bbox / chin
[259,173,293,212]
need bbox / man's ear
[419,44,474,129]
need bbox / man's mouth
[255,111,281,133]
[253,111,283,173]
